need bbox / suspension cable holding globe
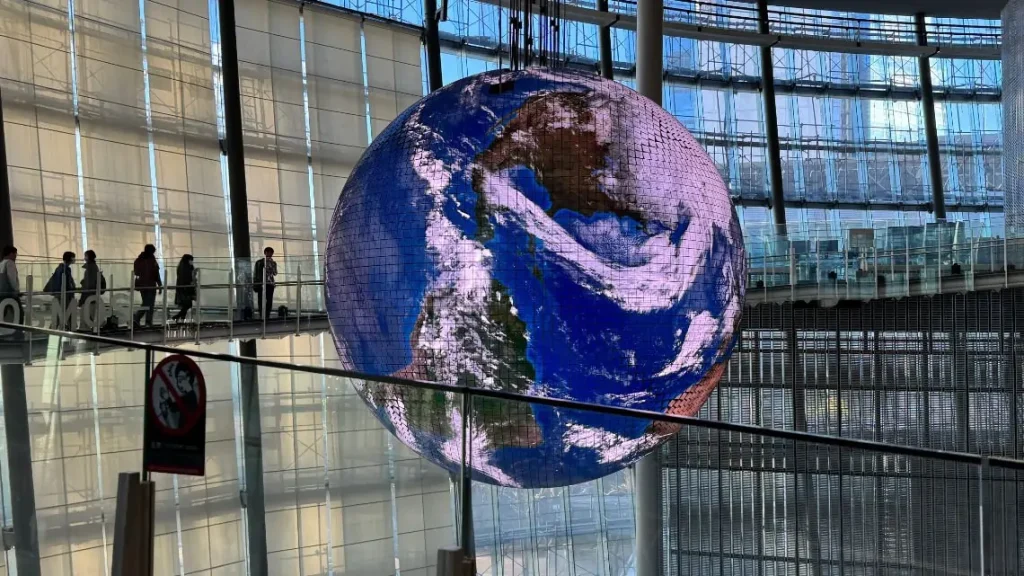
[505,0,564,70]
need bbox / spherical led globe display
[326,69,745,488]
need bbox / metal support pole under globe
[635,2,664,576]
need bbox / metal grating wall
[664,290,1024,574]
[1004,0,1024,235]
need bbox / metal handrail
[4,321,1024,472]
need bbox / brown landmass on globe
[474,91,647,224]
[645,361,728,438]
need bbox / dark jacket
[79,261,104,303]
[133,253,162,290]
[174,261,196,306]
[81,261,102,293]
[44,264,76,296]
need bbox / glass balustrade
[0,324,1019,575]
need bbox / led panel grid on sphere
[325,68,746,488]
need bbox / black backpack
[252,259,265,293]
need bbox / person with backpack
[132,244,162,327]
[44,251,77,328]
[0,246,22,322]
[172,254,196,322]
[253,246,277,319]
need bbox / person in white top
[0,246,19,297]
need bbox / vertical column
[0,87,42,576]
[218,0,255,295]
[424,0,443,92]
[758,0,787,236]
[598,0,614,80]
[1003,0,1024,235]
[217,1,268,574]
[916,13,946,221]
[635,2,662,576]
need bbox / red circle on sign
[148,354,206,437]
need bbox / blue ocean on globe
[326,69,746,488]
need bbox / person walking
[133,244,162,327]
[44,252,77,328]
[0,246,21,322]
[253,246,278,319]
[79,250,105,326]
[172,254,196,322]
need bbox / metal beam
[598,0,614,80]
[436,35,1002,103]
[917,13,947,221]
[218,0,255,295]
[471,0,1001,60]
[731,197,1002,213]
[759,0,787,236]
[424,0,443,92]
[0,83,41,576]
[217,0,267,573]
[635,3,663,576]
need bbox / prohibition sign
[148,355,205,436]
[144,354,207,476]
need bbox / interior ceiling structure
[751,0,1008,19]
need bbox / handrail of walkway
[4,321,1023,472]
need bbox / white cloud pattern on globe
[326,69,745,488]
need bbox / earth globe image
[325,68,745,488]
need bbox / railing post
[873,247,879,299]
[889,246,894,295]
[844,245,850,300]
[94,266,102,337]
[162,269,169,344]
[1004,236,1010,288]
[261,260,267,338]
[296,266,302,336]
[906,239,911,294]
[25,275,33,363]
[128,276,136,340]
[970,237,976,291]
[938,234,943,294]
[195,269,202,345]
[815,246,821,300]
[59,264,67,330]
[228,270,235,342]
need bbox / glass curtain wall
[0,0,421,267]
[6,333,455,576]
[234,0,422,268]
[369,0,1003,241]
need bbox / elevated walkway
[7,233,1024,361]
[746,236,1024,305]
